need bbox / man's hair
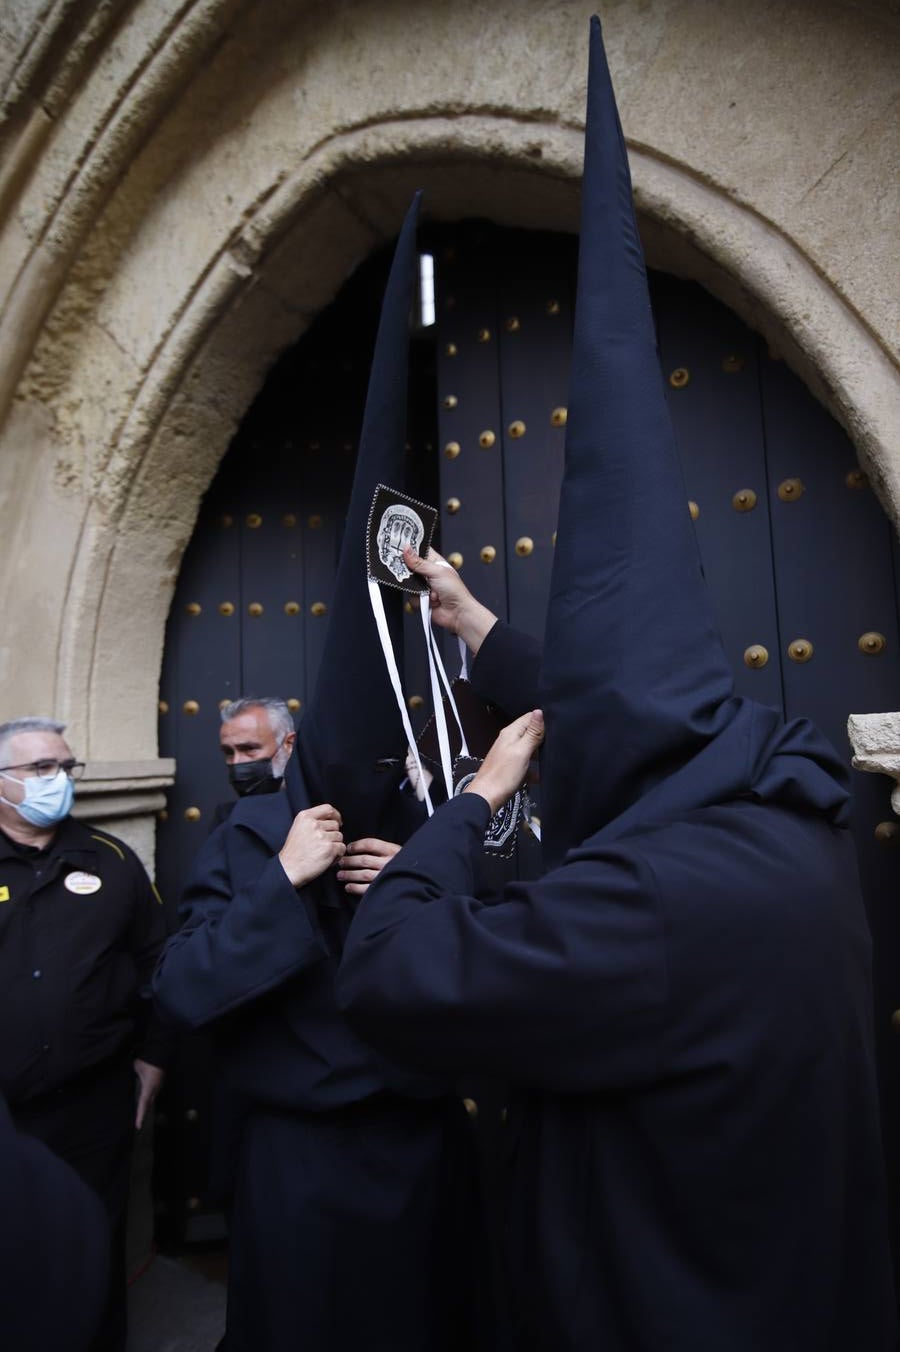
[0,717,67,764]
[220,697,294,743]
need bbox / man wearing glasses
[0,716,170,1352]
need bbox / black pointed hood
[537,18,847,867]
[291,194,422,834]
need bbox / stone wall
[0,0,897,864]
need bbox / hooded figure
[154,195,475,1352]
[336,17,896,1350]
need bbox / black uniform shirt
[0,816,170,1107]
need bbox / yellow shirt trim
[90,833,125,862]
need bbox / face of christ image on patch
[366,484,438,594]
[379,503,423,581]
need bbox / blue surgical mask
[1,768,75,827]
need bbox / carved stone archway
[0,0,896,859]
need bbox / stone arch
[1,0,896,837]
[50,119,898,765]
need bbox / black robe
[336,16,895,1348]
[0,1091,108,1351]
[337,619,896,1349]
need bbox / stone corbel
[847,714,900,817]
[72,758,176,821]
[71,758,176,870]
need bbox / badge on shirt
[64,871,102,895]
[0,886,9,903]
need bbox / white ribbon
[419,596,471,803]
[369,572,538,843]
[420,595,454,802]
[368,578,435,816]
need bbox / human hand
[403,546,497,656]
[463,711,544,815]
[279,804,345,888]
[134,1059,165,1130]
[336,837,401,896]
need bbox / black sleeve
[469,621,543,719]
[153,823,328,1030]
[125,850,176,1068]
[337,794,666,1092]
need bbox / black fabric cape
[0,1091,108,1351]
[336,16,896,1350]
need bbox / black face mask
[228,760,283,797]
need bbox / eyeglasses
[0,759,86,780]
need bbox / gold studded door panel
[435,227,573,639]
